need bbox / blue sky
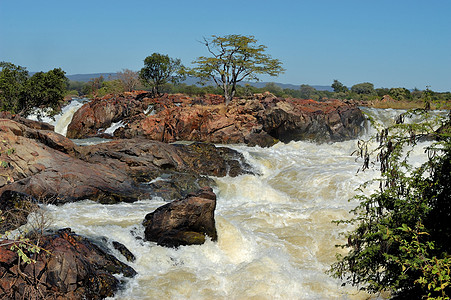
[1,0,450,91]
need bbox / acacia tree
[139,53,185,96]
[190,34,285,104]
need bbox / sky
[0,0,450,91]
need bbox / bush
[329,106,451,299]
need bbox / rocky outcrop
[0,119,142,204]
[143,187,218,247]
[75,139,252,200]
[111,95,364,146]
[1,118,251,203]
[66,93,145,139]
[0,228,136,300]
[0,111,54,131]
[261,98,365,143]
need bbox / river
[27,102,433,299]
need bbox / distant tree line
[68,74,451,105]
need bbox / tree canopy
[139,53,185,96]
[331,80,348,93]
[0,62,67,117]
[351,82,375,95]
[189,34,285,104]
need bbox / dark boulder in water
[143,187,218,247]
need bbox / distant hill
[67,73,118,82]
[67,73,333,92]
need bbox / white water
[29,106,436,299]
[27,98,86,136]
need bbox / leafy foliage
[189,34,285,104]
[139,53,185,96]
[329,104,451,298]
[0,62,29,113]
[351,82,376,95]
[332,79,348,93]
[0,62,68,117]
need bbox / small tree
[351,82,375,95]
[0,62,29,113]
[0,62,67,117]
[190,34,285,104]
[331,79,348,93]
[23,68,68,117]
[117,68,140,92]
[299,84,317,99]
[139,53,185,96]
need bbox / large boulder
[0,228,136,300]
[143,187,218,247]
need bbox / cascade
[27,107,434,299]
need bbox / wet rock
[0,119,143,204]
[66,94,145,139]
[143,187,218,247]
[0,228,136,300]
[147,172,215,200]
[1,118,251,203]
[112,241,136,262]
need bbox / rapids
[26,102,437,299]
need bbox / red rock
[66,94,144,139]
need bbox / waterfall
[27,98,86,136]
[34,107,433,299]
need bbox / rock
[0,228,136,300]
[261,98,365,143]
[112,241,136,262]
[75,139,252,200]
[113,95,364,146]
[0,119,143,204]
[0,110,54,131]
[143,187,218,247]
[66,94,145,139]
[1,118,251,203]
